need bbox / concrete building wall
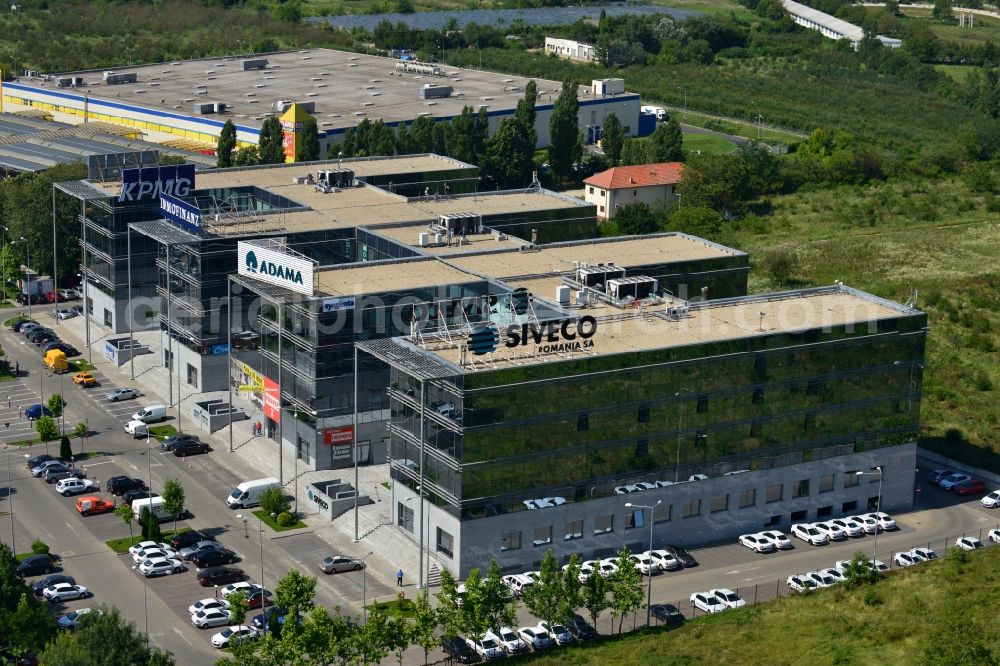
[397,443,916,578]
[544,38,597,62]
[585,183,678,220]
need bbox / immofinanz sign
[237,241,314,296]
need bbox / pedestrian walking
[397,569,404,587]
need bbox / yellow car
[72,372,96,387]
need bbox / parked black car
[196,567,244,587]
[159,434,200,452]
[171,530,215,550]
[122,490,159,505]
[172,440,209,457]
[31,574,75,596]
[650,603,686,627]
[40,341,79,357]
[250,607,288,631]
[106,476,146,496]
[42,465,86,484]
[11,319,37,333]
[190,548,239,568]
[566,614,598,640]
[440,635,478,663]
[664,544,697,568]
[16,294,46,305]
[25,327,54,343]
[17,554,55,576]
[26,454,54,470]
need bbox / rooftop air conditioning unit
[608,276,658,301]
[666,305,690,320]
[576,264,626,290]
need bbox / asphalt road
[3,306,1000,665]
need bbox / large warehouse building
[2,49,640,157]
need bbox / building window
[588,187,594,194]
[564,520,583,541]
[187,363,198,387]
[654,504,672,523]
[752,388,764,404]
[842,500,858,513]
[577,413,589,431]
[594,515,613,535]
[635,439,648,457]
[790,509,808,522]
[817,505,833,518]
[397,502,414,533]
[793,479,810,498]
[682,499,701,518]
[436,528,454,558]
[533,526,552,547]
[766,484,783,503]
[764,514,780,527]
[599,205,605,213]
[843,471,860,488]
[626,508,645,529]
[696,395,708,413]
[637,406,650,423]
[804,413,816,431]
[103,308,112,327]
[710,495,728,513]
[633,189,638,196]
[599,190,605,196]
[819,474,835,493]
[500,530,521,551]
[750,420,762,438]
[739,489,756,508]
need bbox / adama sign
[237,241,314,296]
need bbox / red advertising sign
[323,426,354,445]
[263,376,280,422]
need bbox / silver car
[319,554,364,574]
[106,387,140,402]
[179,540,225,561]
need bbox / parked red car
[955,480,987,496]
[45,292,67,304]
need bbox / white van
[132,496,189,522]
[226,477,280,509]
[124,420,149,438]
[640,104,668,122]
[131,404,166,424]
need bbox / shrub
[863,588,881,606]
[260,487,290,517]
[31,538,50,554]
[35,416,59,442]
[73,420,88,438]
[59,436,72,461]
[276,511,293,527]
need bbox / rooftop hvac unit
[395,61,443,77]
[555,285,571,306]
[438,213,482,235]
[273,99,292,113]
[420,84,453,99]
[73,77,85,87]
[241,58,269,71]
[103,71,137,85]
[318,169,354,188]
[666,305,690,320]
[55,77,74,88]
[192,102,214,115]
[212,102,227,113]
[576,264,626,290]
[607,276,658,302]
[418,232,430,247]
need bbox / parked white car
[709,588,746,609]
[786,575,817,592]
[629,553,660,575]
[829,517,865,537]
[646,549,681,571]
[55,478,97,496]
[761,530,793,549]
[132,547,174,566]
[806,570,838,588]
[465,636,504,660]
[938,473,972,490]
[852,514,880,534]
[43,583,91,602]
[128,541,173,558]
[597,558,619,577]
[910,547,938,561]
[539,621,574,646]
[833,559,886,574]
[893,552,920,568]
[192,608,232,629]
[690,591,727,614]
[981,490,1000,509]
[956,536,984,551]
[517,626,552,650]
[791,523,829,546]
[989,529,1000,544]
[820,567,846,584]
[188,598,231,616]
[864,511,898,531]
[576,560,597,583]
[486,627,528,655]
[738,533,776,553]
[137,557,184,577]
[210,625,256,648]
[813,522,847,541]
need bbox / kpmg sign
[160,193,202,235]
[118,164,195,203]
[237,241,315,296]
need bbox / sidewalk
[49,310,426,596]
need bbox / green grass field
[717,175,1000,465]
[682,132,738,155]
[933,63,979,83]
[526,547,1000,665]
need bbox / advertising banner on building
[159,193,202,234]
[118,163,195,203]
[322,426,354,445]
[237,241,315,296]
[263,376,280,422]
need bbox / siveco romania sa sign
[470,316,598,356]
[237,241,315,296]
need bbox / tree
[472,107,490,165]
[358,602,392,666]
[650,119,685,162]
[456,568,489,641]
[228,591,250,642]
[296,115,320,162]
[548,81,583,182]
[259,486,289,517]
[478,560,518,634]
[601,113,625,165]
[411,590,440,666]
[232,146,261,167]
[217,120,237,168]
[665,205,724,238]
[274,569,317,620]
[436,569,462,636]
[621,138,652,166]
[59,435,72,462]
[582,568,610,633]
[762,248,799,286]
[35,415,59,442]
[560,554,584,622]
[384,610,411,666]
[410,114,436,154]
[47,393,64,418]
[0,245,19,295]
[113,503,135,547]
[514,79,538,153]
[444,106,478,165]
[37,606,173,666]
[483,118,534,189]
[614,203,659,236]
[608,547,643,634]
[843,550,881,589]
[675,153,750,214]
[139,506,161,544]
[161,479,185,535]
[258,116,286,165]
[924,617,997,665]
[522,550,564,631]
[932,0,953,21]
[7,592,57,659]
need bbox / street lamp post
[625,500,660,627]
[15,238,30,319]
[235,512,269,634]
[893,360,925,416]
[361,550,374,623]
[856,466,883,566]
[674,388,693,483]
